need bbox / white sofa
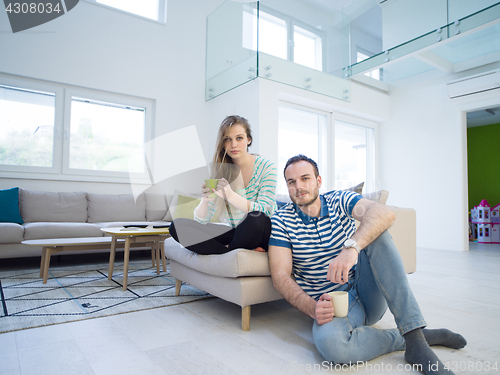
[0,188,173,259]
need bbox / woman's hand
[201,182,216,203]
[213,178,235,201]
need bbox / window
[257,11,288,60]
[0,85,56,168]
[278,105,328,195]
[84,0,166,23]
[294,25,323,71]
[334,121,375,192]
[278,103,376,196]
[243,7,324,71]
[0,75,152,182]
[67,97,146,174]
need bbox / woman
[169,115,277,255]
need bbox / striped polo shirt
[195,155,277,227]
[269,190,363,300]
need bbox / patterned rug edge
[0,294,214,334]
[0,260,213,334]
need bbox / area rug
[0,259,212,334]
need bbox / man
[269,155,466,375]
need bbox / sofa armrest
[387,206,416,274]
[355,206,416,274]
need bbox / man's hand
[315,293,334,325]
[326,247,358,284]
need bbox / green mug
[204,179,220,198]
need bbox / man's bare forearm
[352,202,395,249]
[272,272,317,319]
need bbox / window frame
[331,114,378,194]
[62,87,153,181]
[0,73,154,184]
[258,5,327,72]
[277,102,330,195]
[278,101,378,195]
[82,0,167,24]
[0,75,63,176]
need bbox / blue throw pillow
[0,187,24,224]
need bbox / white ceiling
[313,0,353,11]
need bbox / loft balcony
[205,0,351,101]
[348,0,500,90]
[205,0,500,101]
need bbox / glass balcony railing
[349,0,500,83]
[206,0,500,99]
[205,0,351,101]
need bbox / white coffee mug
[328,291,349,318]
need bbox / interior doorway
[466,106,500,247]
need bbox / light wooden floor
[1,243,499,375]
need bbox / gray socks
[422,328,467,349]
[404,328,457,375]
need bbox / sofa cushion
[364,190,389,204]
[20,189,88,223]
[0,187,24,224]
[87,193,146,223]
[0,223,24,243]
[164,191,220,223]
[23,222,104,240]
[145,193,169,221]
[174,195,202,220]
[345,182,364,194]
[163,190,200,221]
[164,237,271,278]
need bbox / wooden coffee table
[101,227,170,290]
[22,237,130,284]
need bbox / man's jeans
[312,231,427,364]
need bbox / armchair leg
[175,279,182,296]
[242,305,251,331]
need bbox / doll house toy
[471,200,500,244]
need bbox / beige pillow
[363,190,389,204]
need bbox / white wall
[0,0,224,194]
[379,77,465,251]
[378,65,500,252]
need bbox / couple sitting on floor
[170,115,466,375]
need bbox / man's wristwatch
[344,238,361,254]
